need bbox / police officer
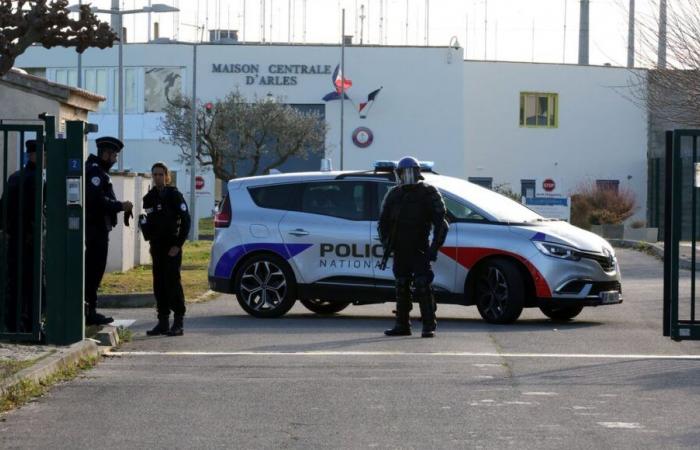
[378,156,449,338]
[1,140,39,332]
[85,137,133,326]
[140,162,191,336]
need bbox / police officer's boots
[85,304,114,326]
[385,283,412,336]
[146,316,170,336]
[418,293,437,338]
[167,315,184,336]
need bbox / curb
[609,239,699,271]
[0,339,102,395]
[97,290,219,308]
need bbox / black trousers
[5,237,34,332]
[85,230,109,311]
[150,244,186,319]
[392,247,433,285]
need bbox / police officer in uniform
[140,162,191,336]
[85,137,133,325]
[378,156,449,338]
[1,140,39,331]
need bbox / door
[279,180,374,287]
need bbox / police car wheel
[300,299,350,315]
[539,304,584,321]
[234,254,297,318]
[474,259,524,324]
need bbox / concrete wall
[463,61,649,221]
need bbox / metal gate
[663,129,700,340]
[0,122,45,342]
[0,116,87,344]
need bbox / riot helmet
[396,156,421,185]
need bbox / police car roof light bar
[373,160,435,173]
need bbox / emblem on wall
[352,127,374,148]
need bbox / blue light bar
[373,160,397,172]
[419,161,435,171]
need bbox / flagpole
[340,8,345,170]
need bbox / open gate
[663,129,700,340]
[0,116,87,345]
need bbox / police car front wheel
[233,254,297,318]
[300,299,351,315]
[475,258,525,324]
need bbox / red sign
[195,176,205,190]
[542,179,556,192]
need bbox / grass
[99,240,213,301]
[116,326,133,343]
[0,356,97,413]
[199,217,214,236]
[0,360,35,381]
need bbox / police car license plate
[599,291,620,304]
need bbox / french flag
[333,64,352,93]
[359,87,382,117]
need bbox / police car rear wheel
[234,254,297,318]
[300,299,350,315]
[475,259,524,324]
[539,304,584,321]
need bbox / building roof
[0,68,106,104]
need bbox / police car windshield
[427,175,543,223]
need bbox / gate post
[45,119,86,345]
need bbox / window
[521,179,536,198]
[596,179,619,193]
[144,68,183,112]
[376,182,394,212]
[444,196,485,222]
[520,92,558,128]
[249,183,302,211]
[300,181,368,221]
[468,177,493,189]
[83,69,109,112]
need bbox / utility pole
[340,9,346,170]
[189,44,198,241]
[484,0,488,60]
[260,0,265,42]
[359,4,365,44]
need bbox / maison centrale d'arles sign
[211,63,333,86]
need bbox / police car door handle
[289,228,310,236]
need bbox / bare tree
[0,0,117,76]
[160,91,328,180]
[632,0,700,126]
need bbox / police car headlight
[533,241,582,261]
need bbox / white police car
[208,162,622,323]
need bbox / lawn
[99,240,213,301]
[199,217,214,236]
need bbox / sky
[79,0,664,67]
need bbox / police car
[208,162,622,324]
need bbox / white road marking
[523,392,559,396]
[106,350,700,360]
[597,422,644,429]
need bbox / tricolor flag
[359,87,382,118]
[332,64,353,93]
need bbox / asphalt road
[2,248,700,449]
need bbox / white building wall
[16,44,465,220]
[463,61,648,220]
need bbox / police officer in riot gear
[85,137,133,326]
[378,156,449,338]
[140,162,191,336]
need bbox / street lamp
[68,3,179,171]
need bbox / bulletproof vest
[394,184,432,250]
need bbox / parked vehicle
[208,162,622,323]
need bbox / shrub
[493,183,522,202]
[570,182,636,229]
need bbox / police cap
[25,140,37,153]
[95,136,124,154]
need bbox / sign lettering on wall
[211,63,333,86]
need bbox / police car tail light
[214,195,232,228]
[533,241,581,261]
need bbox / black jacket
[0,161,37,241]
[378,181,449,255]
[85,154,123,235]
[140,186,191,248]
